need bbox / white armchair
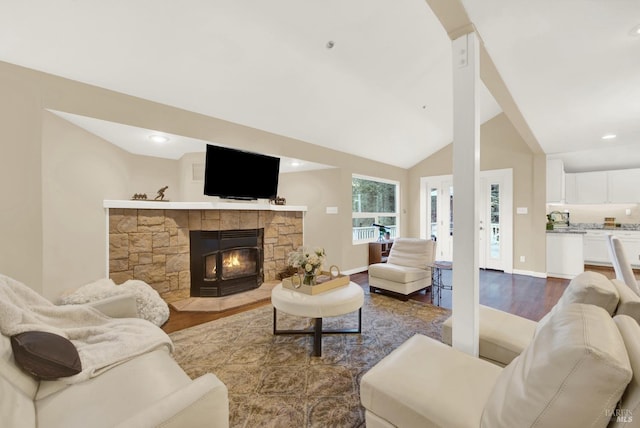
[368,238,436,301]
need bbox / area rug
[169,287,451,427]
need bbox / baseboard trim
[512,269,547,278]
[344,266,369,275]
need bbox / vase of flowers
[287,246,326,285]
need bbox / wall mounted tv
[204,144,280,200]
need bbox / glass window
[352,175,399,243]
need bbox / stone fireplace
[106,202,305,299]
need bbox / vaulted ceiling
[1,0,638,172]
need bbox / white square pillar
[451,32,480,356]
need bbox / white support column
[451,32,480,356]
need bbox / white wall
[41,112,178,300]
[0,66,43,292]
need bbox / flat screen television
[204,144,280,200]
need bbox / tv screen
[204,144,280,200]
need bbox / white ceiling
[49,110,334,173]
[1,0,639,172]
[461,0,640,172]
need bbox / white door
[420,169,513,272]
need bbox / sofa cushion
[0,376,36,427]
[610,315,640,428]
[482,303,632,428]
[36,348,192,428]
[386,238,434,269]
[361,334,501,428]
[441,305,537,367]
[611,278,640,323]
[11,331,82,380]
[0,334,38,398]
[537,271,619,331]
[1,333,39,427]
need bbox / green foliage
[352,177,396,213]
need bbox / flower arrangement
[287,246,326,285]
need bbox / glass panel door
[490,183,501,260]
[479,176,503,270]
[430,187,438,241]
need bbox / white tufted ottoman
[271,282,364,356]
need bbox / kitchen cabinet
[546,159,565,203]
[583,230,609,264]
[564,171,608,204]
[547,232,584,279]
[563,168,640,204]
[615,231,640,267]
[583,229,640,267]
[608,169,640,203]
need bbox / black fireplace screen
[190,229,264,297]
[204,248,258,281]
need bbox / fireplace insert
[189,229,264,297]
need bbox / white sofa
[441,270,639,366]
[1,288,229,427]
[368,238,436,300]
[361,303,637,428]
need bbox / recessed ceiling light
[149,134,169,143]
[326,41,335,49]
[630,24,640,36]
[601,134,617,140]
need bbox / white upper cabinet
[564,171,608,204]
[546,159,565,203]
[608,169,640,203]
[554,167,640,204]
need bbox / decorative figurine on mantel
[154,186,169,201]
[270,196,286,205]
[131,193,148,200]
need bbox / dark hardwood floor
[162,265,621,333]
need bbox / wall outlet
[520,256,525,263]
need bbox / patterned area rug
[169,286,451,427]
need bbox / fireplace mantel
[103,199,307,212]
[105,201,304,296]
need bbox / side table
[431,261,452,306]
[271,282,364,357]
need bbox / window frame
[351,174,400,244]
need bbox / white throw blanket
[0,274,173,384]
[58,278,170,327]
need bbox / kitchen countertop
[546,223,640,233]
[546,229,587,234]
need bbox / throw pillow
[10,331,82,380]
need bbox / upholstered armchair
[368,237,436,301]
